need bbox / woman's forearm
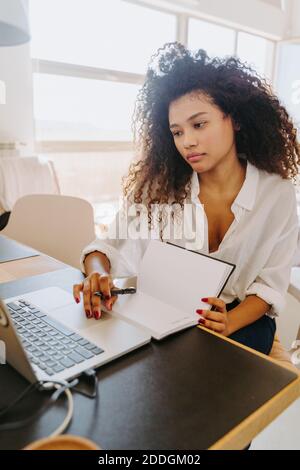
[227,295,271,336]
[83,251,111,276]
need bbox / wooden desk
[0,238,300,450]
[0,232,68,283]
[0,255,67,283]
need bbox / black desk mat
[0,268,297,449]
[0,235,39,263]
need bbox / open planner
[108,240,236,340]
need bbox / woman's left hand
[196,297,230,336]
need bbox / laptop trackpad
[17,286,150,353]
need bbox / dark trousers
[226,299,276,355]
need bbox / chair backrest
[0,156,60,212]
[2,194,96,270]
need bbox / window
[187,18,274,81]
[275,42,300,131]
[237,32,274,80]
[275,42,300,222]
[29,0,176,75]
[188,18,236,58]
[30,0,276,145]
[28,0,277,218]
[29,0,176,146]
[33,73,140,141]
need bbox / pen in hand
[94,287,136,301]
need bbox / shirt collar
[190,158,259,212]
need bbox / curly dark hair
[123,41,300,230]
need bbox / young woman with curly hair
[75,42,300,355]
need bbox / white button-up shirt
[80,160,299,317]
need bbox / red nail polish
[86,310,91,318]
[196,309,203,315]
[76,298,80,304]
[95,312,101,320]
[198,318,205,325]
[201,298,208,302]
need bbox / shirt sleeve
[245,183,299,317]
[79,204,150,278]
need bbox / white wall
[0,0,34,155]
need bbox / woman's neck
[198,154,247,199]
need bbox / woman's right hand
[73,271,118,320]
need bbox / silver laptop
[0,281,151,385]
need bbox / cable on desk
[0,370,98,435]
[49,385,74,437]
[0,379,78,433]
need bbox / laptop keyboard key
[17,317,26,323]
[61,349,72,355]
[34,311,46,318]
[7,302,23,311]
[70,334,82,342]
[53,354,63,361]
[16,327,26,334]
[53,364,65,373]
[42,317,74,336]
[91,347,104,355]
[48,349,59,356]
[34,350,43,358]
[62,338,72,345]
[31,358,40,365]
[76,347,94,359]
[40,354,50,362]
[68,352,85,364]
[45,359,57,367]
[37,328,45,334]
[17,308,27,314]
[60,357,75,368]
[21,332,31,338]
[85,343,97,351]
[48,331,57,337]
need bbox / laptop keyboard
[6,298,104,377]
